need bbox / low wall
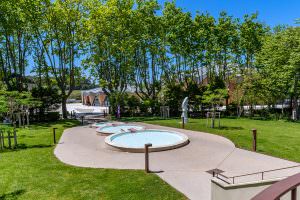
[211,177,300,200]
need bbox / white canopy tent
[81,88,109,107]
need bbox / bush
[189,111,206,118]
[30,112,60,122]
[31,87,61,120]
[164,83,185,117]
[46,112,60,121]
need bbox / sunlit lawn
[0,120,185,200]
[123,117,300,163]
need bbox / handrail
[215,174,231,184]
[251,172,300,200]
[215,165,300,184]
[230,165,300,179]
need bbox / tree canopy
[0,0,299,119]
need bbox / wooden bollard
[145,143,152,173]
[13,129,17,147]
[0,131,4,149]
[53,128,58,144]
[81,116,84,125]
[252,129,257,152]
[182,117,185,129]
[0,130,3,150]
[7,130,11,149]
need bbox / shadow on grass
[17,143,53,149]
[0,144,53,153]
[218,126,244,130]
[117,117,179,122]
[0,189,25,200]
[17,135,36,138]
[30,119,80,128]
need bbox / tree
[131,0,165,114]
[193,12,216,81]
[240,13,266,70]
[34,0,84,118]
[163,2,195,84]
[203,87,228,128]
[86,0,135,114]
[214,12,239,80]
[0,0,40,91]
[237,70,264,116]
[164,83,185,116]
[0,90,40,124]
[256,27,300,119]
[31,87,61,115]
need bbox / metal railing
[215,165,300,185]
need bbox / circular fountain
[105,129,189,152]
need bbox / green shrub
[46,112,60,121]
[30,112,60,122]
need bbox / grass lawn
[123,117,300,163]
[69,90,82,100]
[0,120,185,200]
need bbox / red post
[252,129,257,152]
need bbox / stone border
[96,124,145,136]
[91,121,125,129]
[104,129,189,153]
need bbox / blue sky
[158,0,299,27]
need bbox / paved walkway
[54,123,298,200]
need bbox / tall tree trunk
[61,97,68,119]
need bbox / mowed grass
[69,90,82,100]
[132,117,300,163]
[0,120,186,200]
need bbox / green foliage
[1,0,297,120]
[33,0,85,118]
[68,90,82,100]
[0,0,41,91]
[30,87,61,121]
[164,83,185,116]
[31,87,60,110]
[256,26,300,117]
[87,0,135,97]
[0,90,40,112]
[185,81,206,111]
[203,88,228,108]
[30,111,60,122]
